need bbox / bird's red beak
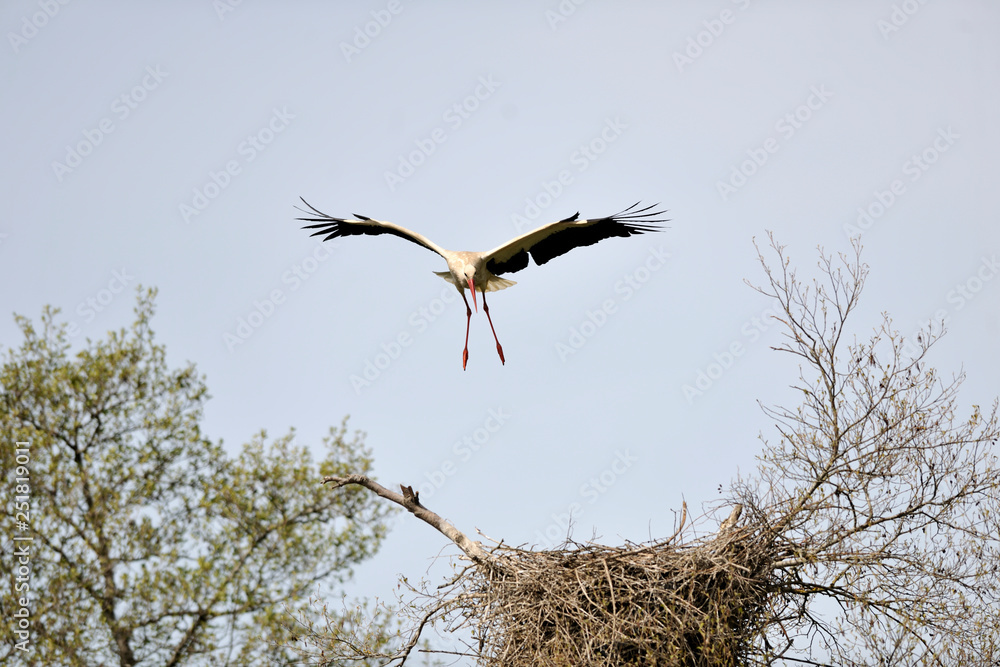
[468,278,479,313]
[467,277,478,312]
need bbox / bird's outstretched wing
[295,197,448,258]
[483,202,668,276]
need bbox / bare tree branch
[323,474,494,566]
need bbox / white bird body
[296,199,667,369]
[434,251,517,296]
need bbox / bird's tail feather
[433,272,516,292]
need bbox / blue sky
[3,0,999,634]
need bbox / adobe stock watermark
[533,448,638,549]
[213,0,245,21]
[681,302,782,404]
[64,268,136,338]
[945,254,999,311]
[51,65,168,182]
[672,0,753,73]
[8,0,72,54]
[843,126,958,239]
[511,117,628,233]
[900,253,999,360]
[415,406,512,501]
[877,0,931,39]
[716,84,833,202]
[180,106,295,223]
[555,246,670,361]
[383,75,502,192]
[349,284,462,394]
[10,440,33,653]
[340,0,405,62]
[544,0,587,31]
[224,240,335,352]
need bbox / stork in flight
[296,199,668,370]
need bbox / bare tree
[733,234,1000,664]
[293,237,1000,666]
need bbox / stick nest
[436,524,777,666]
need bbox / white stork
[296,199,668,369]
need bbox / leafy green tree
[0,288,394,666]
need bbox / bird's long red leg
[481,289,505,365]
[460,291,472,370]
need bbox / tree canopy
[0,288,394,666]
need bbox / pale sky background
[3,0,999,657]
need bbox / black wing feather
[294,197,441,256]
[488,249,530,275]
[486,202,667,276]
